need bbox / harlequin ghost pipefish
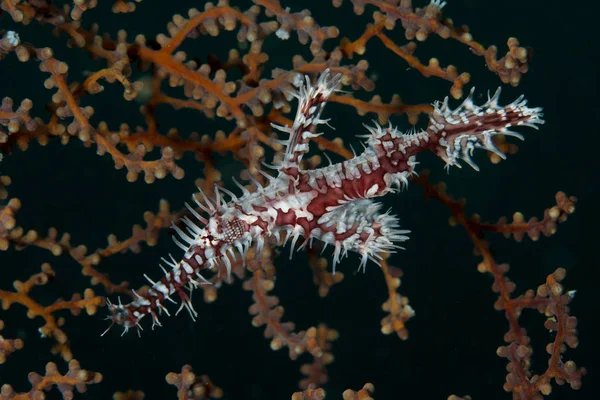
[104,69,543,335]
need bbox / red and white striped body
[105,70,543,334]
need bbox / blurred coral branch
[0,0,582,399]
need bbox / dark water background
[0,0,597,399]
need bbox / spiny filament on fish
[104,69,544,335]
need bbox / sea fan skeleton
[105,69,544,334]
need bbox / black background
[0,0,597,399]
